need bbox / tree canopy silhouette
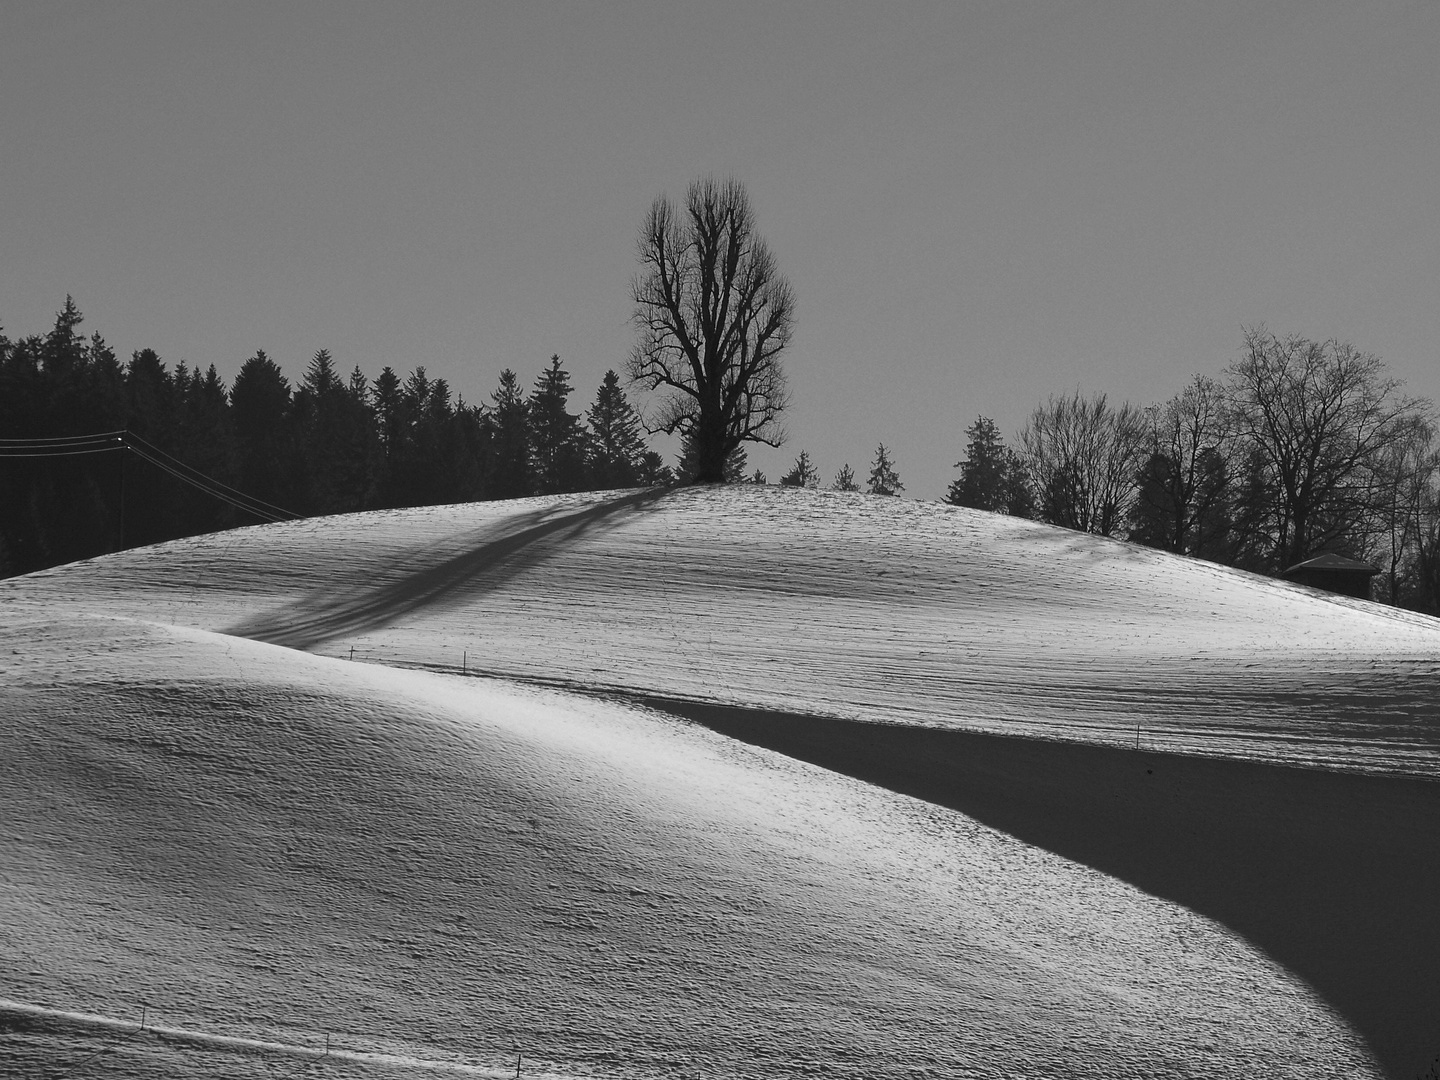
[628,177,794,484]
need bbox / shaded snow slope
[11,484,1440,774]
[0,613,1378,1078]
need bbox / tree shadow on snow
[644,698,1440,1080]
[229,487,671,651]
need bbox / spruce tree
[529,355,586,495]
[41,296,86,379]
[231,350,295,513]
[677,433,747,484]
[490,368,532,498]
[585,369,648,489]
[946,416,1031,515]
[830,464,859,491]
[371,368,406,457]
[724,444,748,483]
[637,450,674,487]
[370,367,404,461]
[302,348,341,399]
[867,444,903,496]
[780,450,820,488]
[294,349,372,514]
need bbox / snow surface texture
[13,484,1440,774]
[3,485,1438,1077]
[2,615,1376,1078]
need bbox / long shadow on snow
[230,487,670,651]
[642,697,1440,1080]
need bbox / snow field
[12,485,1440,773]
[1,611,1378,1078]
[5,484,1439,1076]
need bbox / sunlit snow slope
[15,484,1440,773]
[4,485,1439,1078]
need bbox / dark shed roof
[1282,553,1379,576]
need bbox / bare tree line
[944,327,1438,610]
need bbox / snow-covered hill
[15,484,1440,773]
[4,485,1438,1078]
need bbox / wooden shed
[1281,552,1379,600]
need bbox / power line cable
[0,446,125,459]
[0,430,126,443]
[122,443,289,523]
[123,430,298,520]
[0,428,300,522]
[0,435,124,453]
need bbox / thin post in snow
[463,650,467,674]
[514,1050,522,1079]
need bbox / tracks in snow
[0,998,550,1078]
[229,488,668,651]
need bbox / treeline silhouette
[0,298,670,578]
[8,300,1438,612]
[781,328,1440,612]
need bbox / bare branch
[627,176,794,482]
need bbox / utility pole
[118,429,127,551]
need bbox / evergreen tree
[830,464,859,492]
[125,348,177,440]
[529,355,586,495]
[724,443,748,483]
[490,368,532,498]
[780,450,820,488]
[748,469,767,484]
[946,416,1033,516]
[86,333,127,433]
[231,350,295,512]
[122,348,187,544]
[636,450,674,487]
[585,370,649,489]
[302,348,341,398]
[174,364,236,535]
[293,349,373,514]
[41,296,86,381]
[371,366,404,461]
[867,444,903,496]
[677,433,747,484]
[377,366,459,507]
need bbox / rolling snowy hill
[4,485,1438,1078]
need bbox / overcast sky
[4,1,1438,498]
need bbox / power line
[0,430,126,443]
[123,442,290,523]
[0,445,125,458]
[0,429,300,523]
[123,431,298,521]
[0,434,125,455]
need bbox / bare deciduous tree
[1129,375,1230,556]
[1225,327,1428,568]
[1366,418,1437,604]
[1021,390,1146,536]
[628,177,794,484]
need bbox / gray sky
[4,1,1438,498]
